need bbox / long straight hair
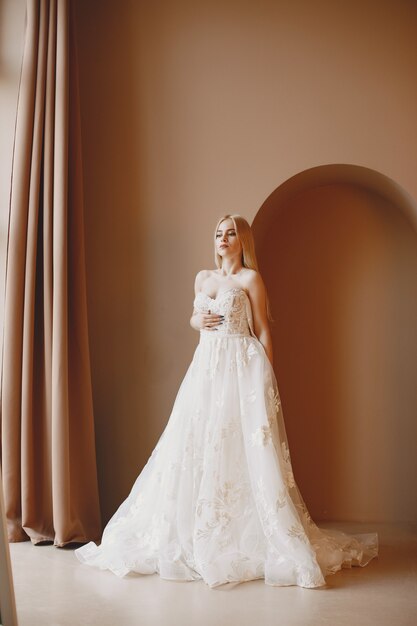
[214,214,273,321]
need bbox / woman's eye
[216,231,235,238]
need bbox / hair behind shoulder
[214,214,273,321]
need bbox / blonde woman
[75,215,378,588]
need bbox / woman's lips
[219,244,228,249]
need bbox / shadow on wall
[253,165,417,524]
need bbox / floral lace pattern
[194,288,254,337]
[75,287,378,588]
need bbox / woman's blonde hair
[214,214,273,321]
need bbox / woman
[75,214,378,588]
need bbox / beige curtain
[0,0,101,546]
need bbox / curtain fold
[1,0,101,547]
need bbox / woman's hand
[190,310,224,331]
[191,272,224,331]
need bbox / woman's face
[215,218,242,261]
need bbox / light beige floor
[8,522,417,626]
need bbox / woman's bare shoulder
[241,268,263,287]
[194,269,218,290]
[195,268,219,280]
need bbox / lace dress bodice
[194,287,255,338]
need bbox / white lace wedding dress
[75,287,378,588]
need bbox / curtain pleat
[1,0,101,547]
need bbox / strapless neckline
[197,287,248,302]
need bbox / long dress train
[75,287,378,588]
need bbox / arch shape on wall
[253,164,417,238]
[251,164,417,524]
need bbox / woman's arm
[190,270,205,330]
[246,271,273,366]
[190,270,224,331]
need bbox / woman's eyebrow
[216,228,236,233]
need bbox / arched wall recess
[252,165,417,523]
[253,165,417,239]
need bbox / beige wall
[2,0,417,524]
